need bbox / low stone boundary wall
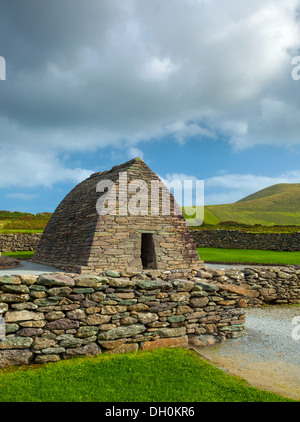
[2,230,300,253]
[0,265,299,369]
[191,229,300,251]
[0,233,42,252]
[218,266,300,307]
[0,268,246,369]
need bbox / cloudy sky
[1,0,300,213]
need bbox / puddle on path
[192,306,300,401]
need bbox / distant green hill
[0,211,51,232]
[2,183,300,232]
[204,183,300,226]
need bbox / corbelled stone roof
[33,157,200,273]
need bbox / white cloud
[140,57,178,81]
[205,170,300,204]
[0,1,300,186]
[0,148,94,188]
[127,146,144,159]
[5,193,39,201]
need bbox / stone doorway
[141,233,157,269]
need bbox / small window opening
[141,233,157,269]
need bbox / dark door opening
[141,233,157,269]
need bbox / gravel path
[0,260,66,276]
[194,305,300,400]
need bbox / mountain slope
[205,183,300,226]
[236,183,300,210]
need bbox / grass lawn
[2,251,34,260]
[0,229,43,234]
[197,247,300,265]
[3,248,300,266]
[3,248,300,265]
[0,348,292,402]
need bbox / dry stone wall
[1,265,299,369]
[0,233,42,252]
[219,266,300,306]
[0,267,246,369]
[3,229,300,255]
[192,229,300,251]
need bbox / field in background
[2,251,34,260]
[2,209,300,234]
[203,183,300,226]
[2,183,300,234]
[197,247,300,266]
[190,223,300,233]
[184,183,300,229]
[4,249,300,266]
[0,211,51,233]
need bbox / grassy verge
[190,224,300,233]
[0,230,43,234]
[0,348,292,402]
[197,247,300,265]
[2,251,34,260]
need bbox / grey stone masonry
[1,265,299,369]
[0,233,42,252]
[0,267,248,368]
[33,158,201,273]
[192,229,300,252]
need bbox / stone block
[98,324,146,341]
[45,318,80,330]
[141,335,188,351]
[0,276,21,285]
[5,310,44,323]
[37,274,75,287]
[63,343,101,358]
[106,343,139,355]
[190,297,209,308]
[155,326,186,338]
[0,349,33,368]
[0,334,33,349]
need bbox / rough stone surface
[0,335,33,349]
[0,349,33,368]
[192,229,300,252]
[32,158,201,273]
[141,336,189,351]
[5,310,44,323]
[0,234,42,253]
[98,324,146,341]
[0,265,298,369]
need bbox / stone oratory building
[33,157,200,273]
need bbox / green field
[2,251,34,260]
[197,247,300,265]
[204,183,300,226]
[4,248,300,266]
[2,183,300,233]
[184,183,300,228]
[0,211,51,233]
[0,348,292,402]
